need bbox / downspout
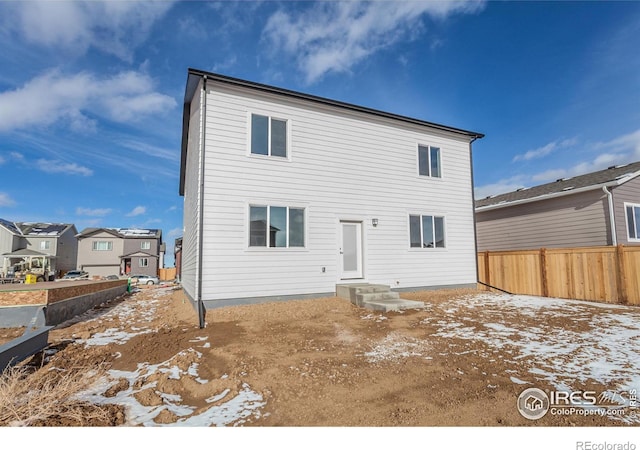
[197,75,207,328]
[602,185,617,246]
[468,134,481,286]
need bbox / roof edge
[187,68,485,139]
[475,179,622,212]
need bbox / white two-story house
[179,69,483,318]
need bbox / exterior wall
[57,227,79,273]
[0,229,22,260]
[196,81,477,304]
[77,231,124,277]
[476,189,610,251]
[612,176,640,246]
[181,80,203,302]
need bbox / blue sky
[1,1,639,267]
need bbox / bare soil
[7,286,637,426]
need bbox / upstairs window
[249,205,305,248]
[40,241,51,250]
[626,204,640,241]
[251,114,287,157]
[141,241,151,250]
[409,215,445,248]
[92,241,113,251]
[418,145,441,178]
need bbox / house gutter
[196,75,207,329]
[602,185,617,246]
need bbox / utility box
[25,274,37,284]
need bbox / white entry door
[340,221,363,279]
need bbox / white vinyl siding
[181,79,204,301]
[193,81,477,302]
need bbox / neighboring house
[0,218,24,258]
[17,222,78,275]
[475,162,640,251]
[1,220,77,278]
[179,69,484,312]
[76,228,163,278]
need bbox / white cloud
[263,1,485,84]
[0,156,4,165]
[76,207,112,217]
[10,152,24,161]
[0,192,16,207]
[512,137,578,162]
[127,206,147,217]
[477,129,640,197]
[119,140,179,162]
[0,70,177,133]
[35,159,93,176]
[167,227,182,239]
[5,1,175,61]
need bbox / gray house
[17,223,78,275]
[76,228,163,278]
[0,218,24,258]
[475,162,640,251]
[1,220,78,279]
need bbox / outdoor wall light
[372,218,379,227]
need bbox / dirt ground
[6,285,640,426]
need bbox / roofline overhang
[475,174,640,213]
[179,68,484,196]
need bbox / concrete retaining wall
[0,280,128,328]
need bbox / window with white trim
[40,241,51,250]
[626,203,640,241]
[141,241,151,250]
[409,215,445,248]
[251,114,287,157]
[92,241,113,251]
[139,258,149,268]
[418,145,441,178]
[249,205,305,248]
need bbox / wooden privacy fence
[478,245,640,306]
[158,267,177,281]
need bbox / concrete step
[336,283,425,312]
[355,291,400,307]
[363,298,425,313]
[354,284,391,295]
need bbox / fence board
[478,246,640,305]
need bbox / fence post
[540,248,549,298]
[616,244,628,304]
[484,251,491,291]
